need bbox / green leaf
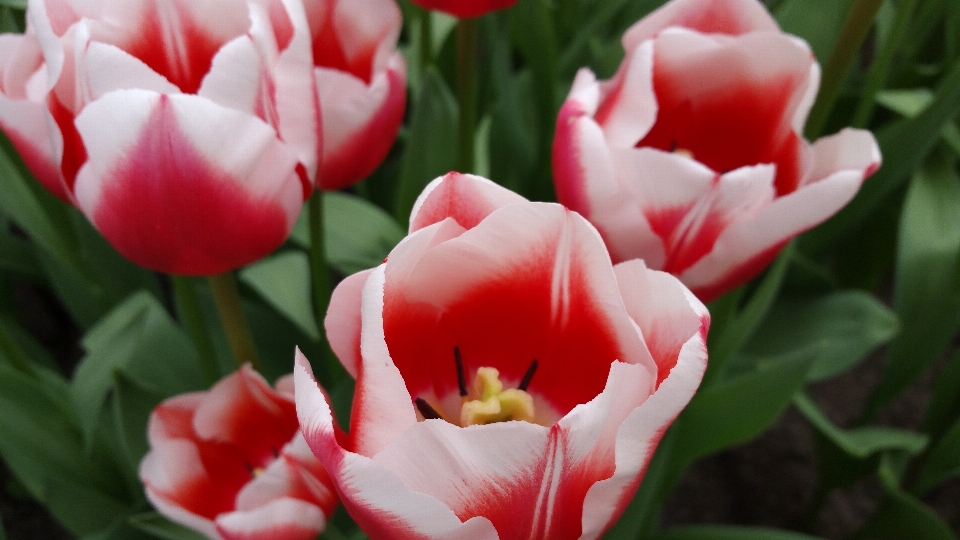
[0,514,6,540]
[671,347,816,469]
[72,292,204,448]
[657,525,826,540]
[0,0,25,8]
[111,371,165,470]
[867,152,960,417]
[925,349,960,438]
[706,242,795,384]
[0,131,81,275]
[913,414,960,495]
[857,455,958,540]
[0,227,41,280]
[774,0,856,61]
[394,68,459,223]
[804,55,960,256]
[875,89,960,156]
[291,192,405,276]
[240,251,319,339]
[740,291,899,381]
[795,393,927,459]
[127,513,207,540]
[0,363,130,534]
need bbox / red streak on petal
[409,172,495,232]
[92,96,290,275]
[47,94,86,192]
[266,0,295,53]
[668,0,768,36]
[124,3,228,94]
[318,68,406,190]
[311,12,375,84]
[552,100,591,217]
[638,61,803,196]
[382,243,626,417]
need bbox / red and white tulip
[140,366,338,540]
[1,0,319,274]
[304,0,406,191]
[552,0,881,302]
[408,0,518,19]
[296,172,709,539]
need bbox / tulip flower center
[413,347,539,426]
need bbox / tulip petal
[295,352,500,540]
[680,130,878,300]
[352,267,420,456]
[315,54,406,190]
[326,268,374,378]
[614,259,707,386]
[409,172,528,233]
[594,41,657,149]
[622,0,779,51]
[73,89,303,275]
[639,29,814,195]
[382,203,656,419]
[580,311,708,536]
[216,498,326,540]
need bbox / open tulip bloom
[140,366,338,540]
[295,172,710,539]
[0,0,320,275]
[553,0,882,302]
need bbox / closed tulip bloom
[553,0,881,302]
[296,172,709,539]
[140,366,338,540]
[2,0,319,274]
[304,0,406,190]
[408,0,518,19]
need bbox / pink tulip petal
[409,172,528,233]
[294,354,500,540]
[147,393,205,442]
[678,128,880,300]
[622,0,779,51]
[382,203,655,420]
[581,310,708,535]
[73,90,303,275]
[351,267,420,456]
[315,54,406,190]
[216,498,326,540]
[408,0,518,19]
[638,29,814,195]
[81,40,181,99]
[326,268,374,378]
[594,41,657,148]
[613,259,707,385]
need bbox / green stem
[851,0,920,128]
[804,0,885,139]
[0,319,32,374]
[456,17,479,173]
[208,272,260,371]
[419,7,433,71]
[308,190,331,338]
[171,275,220,384]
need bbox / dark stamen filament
[244,463,255,476]
[414,397,443,420]
[670,140,678,152]
[454,346,468,397]
[517,359,539,392]
[271,447,280,459]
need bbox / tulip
[140,365,338,540]
[552,0,881,302]
[304,0,406,191]
[408,0,518,19]
[296,172,709,539]
[1,0,319,275]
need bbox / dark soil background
[2,281,959,539]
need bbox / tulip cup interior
[380,210,646,428]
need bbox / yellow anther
[460,367,535,426]
[673,147,694,159]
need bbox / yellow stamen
[674,147,694,159]
[460,367,535,426]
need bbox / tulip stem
[172,275,220,384]
[308,189,331,339]
[804,0,884,139]
[419,7,433,70]
[456,17,479,173]
[208,272,260,371]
